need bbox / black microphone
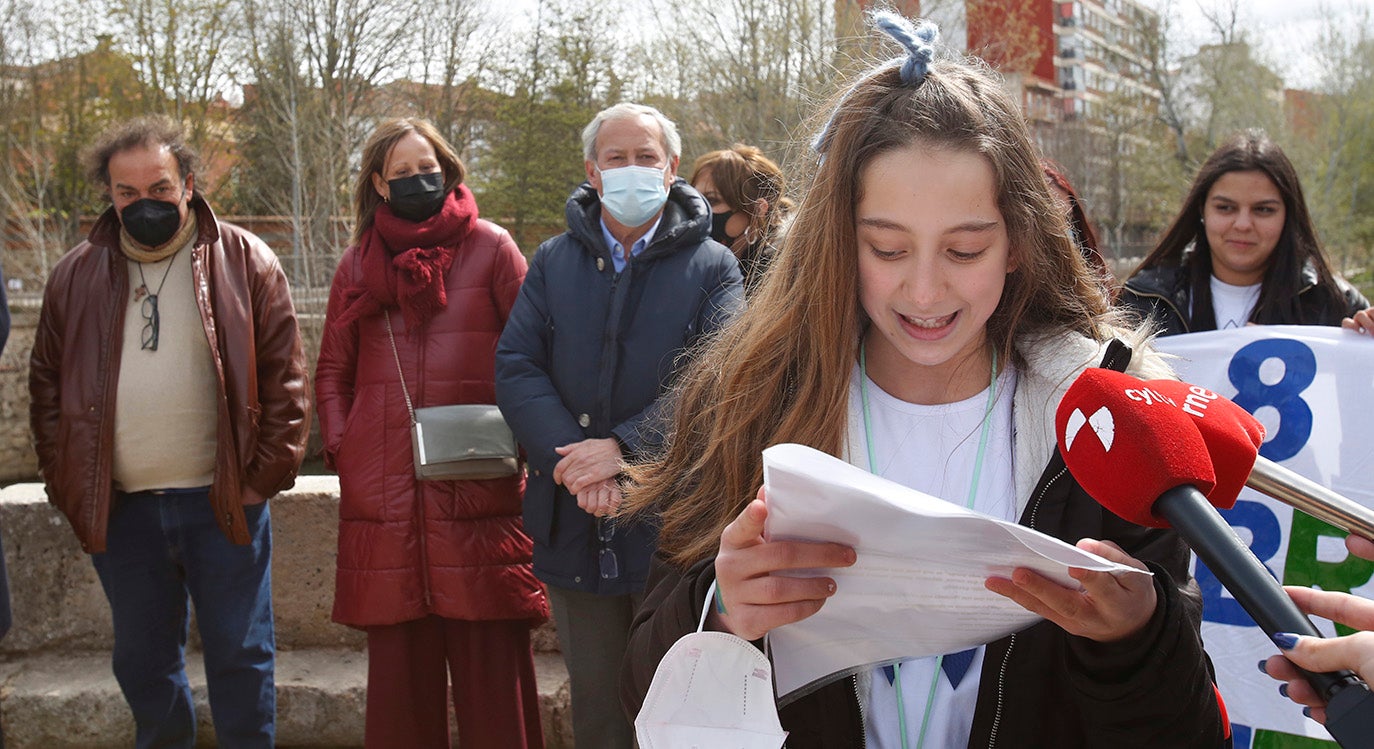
[1157,485,1374,746]
[1057,368,1374,748]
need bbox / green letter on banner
[1284,514,1374,637]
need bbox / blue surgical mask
[598,165,669,227]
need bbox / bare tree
[0,0,133,284]
[409,0,499,161]
[481,0,622,250]
[234,0,424,287]
[1297,5,1374,273]
[111,0,241,155]
[1138,0,1193,165]
[650,0,837,158]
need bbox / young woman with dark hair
[1121,130,1368,335]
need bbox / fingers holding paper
[984,538,1157,643]
[710,489,857,642]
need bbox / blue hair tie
[811,13,940,156]
[872,12,938,85]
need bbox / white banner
[1154,325,1374,748]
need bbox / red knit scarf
[334,186,478,333]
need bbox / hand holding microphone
[1056,368,1374,747]
[1261,534,1374,725]
[1263,588,1374,724]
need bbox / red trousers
[364,616,544,749]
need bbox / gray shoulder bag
[385,314,519,481]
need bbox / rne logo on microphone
[1063,406,1114,453]
[1180,384,1220,418]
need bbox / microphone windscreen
[1056,368,1216,528]
[1146,379,1263,511]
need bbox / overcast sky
[489,0,1371,91]
[1143,0,1371,89]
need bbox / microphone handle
[1155,485,1362,701]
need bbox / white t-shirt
[844,363,1018,749]
[1210,276,1261,330]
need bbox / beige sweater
[112,243,219,492]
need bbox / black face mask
[710,210,738,245]
[388,172,447,222]
[121,197,184,247]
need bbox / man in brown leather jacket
[28,115,309,748]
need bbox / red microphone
[1056,368,1374,747]
[1054,368,1225,527]
[1140,378,1264,511]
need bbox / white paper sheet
[761,443,1148,701]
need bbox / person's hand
[553,438,622,494]
[1340,309,1374,335]
[243,486,265,505]
[984,538,1157,643]
[1262,585,1374,723]
[575,478,621,517]
[708,488,856,641]
[1347,534,1374,562]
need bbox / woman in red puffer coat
[316,117,548,749]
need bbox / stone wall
[0,479,571,748]
[0,293,328,485]
[1,301,39,483]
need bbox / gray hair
[581,103,682,163]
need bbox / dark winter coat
[317,219,548,627]
[495,178,744,595]
[1121,259,1367,336]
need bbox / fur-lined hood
[1011,325,1174,515]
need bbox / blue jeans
[91,488,275,749]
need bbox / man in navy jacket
[496,102,743,748]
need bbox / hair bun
[871,12,939,85]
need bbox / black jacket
[495,178,744,595]
[1121,260,1367,336]
[621,339,1229,748]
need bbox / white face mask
[635,581,787,749]
[598,164,669,227]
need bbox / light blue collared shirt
[599,216,661,274]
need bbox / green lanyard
[858,342,998,749]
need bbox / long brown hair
[1131,130,1345,325]
[351,118,466,243]
[690,144,794,255]
[621,41,1112,568]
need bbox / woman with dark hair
[1121,130,1368,335]
[316,117,547,747]
[1042,159,1116,299]
[690,144,793,293]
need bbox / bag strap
[383,314,417,425]
[1098,337,1133,373]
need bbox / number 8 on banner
[1227,338,1316,462]
[1198,339,1316,627]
